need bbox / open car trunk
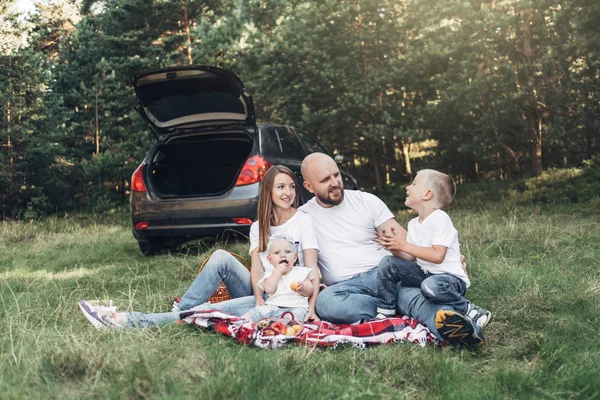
[148,132,254,197]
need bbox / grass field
[1,182,599,399]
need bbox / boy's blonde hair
[418,169,456,208]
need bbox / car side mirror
[334,154,344,164]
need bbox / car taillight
[131,164,146,192]
[232,218,253,225]
[235,156,272,186]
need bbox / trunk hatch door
[131,66,256,137]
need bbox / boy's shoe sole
[435,310,485,347]
[78,300,105,330]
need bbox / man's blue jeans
[315,267,475,341]
[123,250,258,328]
[376,255,469,315]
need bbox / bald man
[298,153,484,346]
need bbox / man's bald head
[301,152,344,207]
[301,152,336,182]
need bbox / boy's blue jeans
[315,268,475,340]
[376,255,469,315]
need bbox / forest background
[1,0,599,219]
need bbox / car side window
[261,128,283,157]
[275,127,306,159]
[297,131,327,154]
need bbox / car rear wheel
[137,239,173,256]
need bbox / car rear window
[276,127,305,159]
[297,131,327,154]
[140,78,245,123]
[261,129,283,157]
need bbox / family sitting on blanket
[79,154,491,347]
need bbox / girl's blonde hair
[257,165,299,252]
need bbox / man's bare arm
[375,218,413,259]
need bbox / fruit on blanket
[262,328,276,336]
[286,327,295,336]
[257,320,269,330]
[270,321,287,335]
[292,324,301,333]
[289,282,300,291]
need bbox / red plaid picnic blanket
[181,310,437,349]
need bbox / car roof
[257,123,286,129]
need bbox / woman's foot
[78,300,124,329]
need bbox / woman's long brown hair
[257,165,299,252]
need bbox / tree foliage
[1,0,598,217]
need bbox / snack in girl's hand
[289,281,300,291]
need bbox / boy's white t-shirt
[299,190,394,286]
[407,209,470,287]
[249,211,319,274]
[257,267,316,309]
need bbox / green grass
[1,181,600,398]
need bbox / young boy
[241,236,315,323]
[373,169,491,337]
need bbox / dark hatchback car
[129,66,357,255]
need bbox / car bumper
[131,183,259,242]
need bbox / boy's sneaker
[466,303,492,330]
[435,309,485,347]
[78,300,122,330]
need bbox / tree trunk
[94,91,100,156]
[183,3,193,65]
[522,8,542,177]
[371,143,383,192]
[356,3,382,190]
[526,106,542,177]
[7,56,14,170]
[402,140,412,176]
[490,125,520,173]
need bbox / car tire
[138,239,173,256]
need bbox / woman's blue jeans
[123,250,257,328]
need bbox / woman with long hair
[78,166,320,328]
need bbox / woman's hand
[254,297,265,307]
[304,310,320,322]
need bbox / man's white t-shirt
[249,211,319,273]
[298,190,394,286]
[407,209,470,287]
[257,267,316,309]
